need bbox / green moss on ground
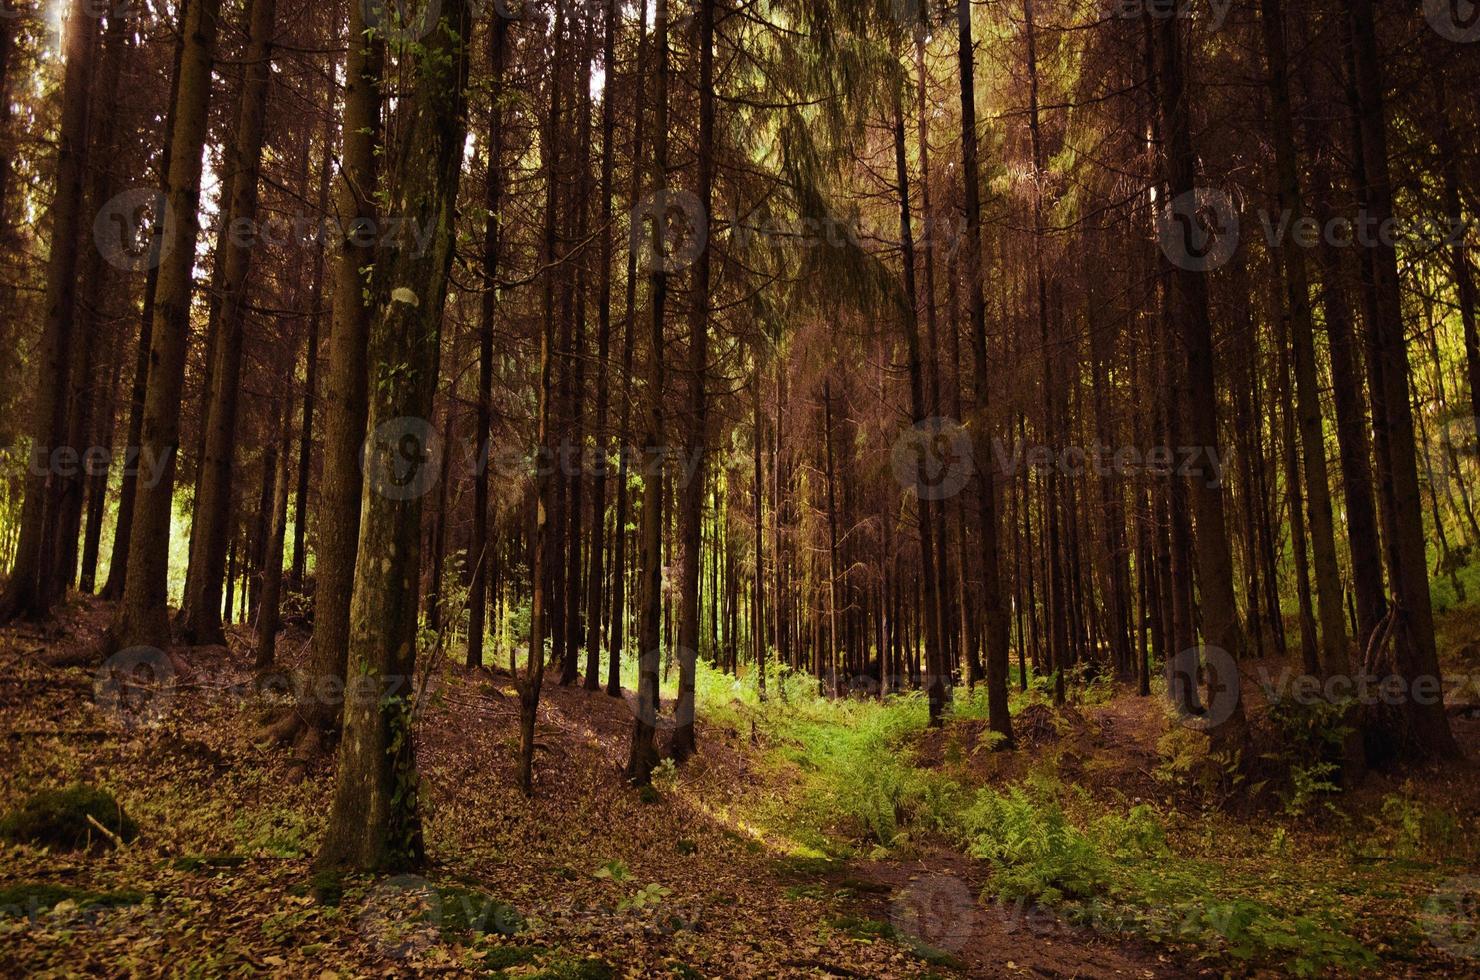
[0,784,138,850]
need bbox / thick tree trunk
[316,0,472,871]
[625,0,669,786]
[1153,3,1248,752]
[1260,0,1353,689]
[101,5,184,601]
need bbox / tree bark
[297,0,382,739]
[105,0,224,654]
[316,0,472,871]
[671,0,713,760]
[1347,0,1460,758]
[957,0,1012,743]
[0,0,97,622]
[179,0,279,646]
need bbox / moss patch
[0,785,139,850]
[0,882,145,918]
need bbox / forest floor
[1,597,1479,977]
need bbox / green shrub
[961,787,1110,903]
[0,785,138,850]
[1262,696,1350,817]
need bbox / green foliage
[592,860,631,883]
[530,956,615,980]
[828,915,964,969]
[0,784,138,850]
[309,869,345,907]
[1262,696,1351,818]
[482,944,547,971]
[171,853,247,874]
[961,786,1112,903]
[1152,727,1247,808]
[617,882,671,912]
[651,757,679,792]
[1374,793,1463,861]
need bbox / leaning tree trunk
[179,0,278,646]
[0,0,97,622]
[104,0,223,654]
[101,2,184,601]
[316,0,472,872]
[519,0,568,795]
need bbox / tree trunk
[105,0,223,654]
[607,0,648,698]
[891,81,945,725]
[1347,0,1460,758]
[297,0,382,740]
[1153,3,1248,752]
[468,16,509,669]
[957,0,1012,743]
[0,0,97,622]
[179,0,278,646]
[671,0,713,760]
[316,0,472,871]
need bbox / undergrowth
[702,662,1380,974]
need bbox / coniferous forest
[2,0,1480,975]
